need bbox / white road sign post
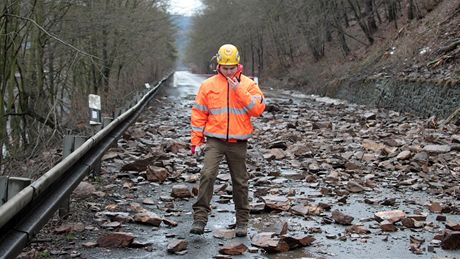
[88,94,102,125]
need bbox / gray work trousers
[192,137,249,225]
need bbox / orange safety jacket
[191,71,265,146]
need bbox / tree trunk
[347,0,374,44]
[365,0,378,34]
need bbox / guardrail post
[7,177,31,199]
[0,176,32,206]
[0,176,7,206]
[59,135,87,218]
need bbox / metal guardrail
[0,73,172,259]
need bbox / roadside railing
[0,73,173,259]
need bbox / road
[20,71,460,259]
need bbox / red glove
[191,144,205,156]
[191,145,196,155]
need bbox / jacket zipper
[226,81,229,141]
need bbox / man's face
[220,65,238,78]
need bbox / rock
[146,166,169,182]
[401,218,423,229]
[363,112,376,120]
[281,234,315,249]
[453,135,460,143]
[130,240,154,248]
[171,184,192,198]
[121,157,156,172]
[218,243,248,255]
[251,232,289,253]
[274,222,289,236]
[429,202,443,213]
[441,230,460,250]
[250,202,266,213]
[213,229,235,239]
[162,218,178,227]
[346,181,366,193]
[312,121,333,129]
[261,195,290,211]
[142,198,155,205]
[270,148,286,160]
[269,141,288,150]
[54,223,85,234]
[101,221,122,229]
[167,239,188,254]
[346,225,370,234]
[73,182,96,198]
[436,215,447,221]
[413,152,429,163]
[102,151,119,160]
[374,210,405,223]
[81,242,98,248]
[128,202,147,213]
[423,145,451,154]
[362,139,386,152]
[290,204,309,216]
[380,220,397,232]
[97,232,134,248]
[446,221,460,231]
[396,150,411,160]
[331,210,354,225]
[133,211,162,226]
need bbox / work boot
[235,224,248,237]
[190,221,206,235]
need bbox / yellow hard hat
[216,44,240,65]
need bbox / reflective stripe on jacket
[191,73,265,146]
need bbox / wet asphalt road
[70,71,460,259]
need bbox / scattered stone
[54,223,85,234]
[423,145,451,154]
[146,166,169,182]
[213,229,235,240]
[133,212,162,226]
[162,218,178,227]
[346,225,370,234]
[167,239,188,254]
[261,195,290,211]
[142,198,155,205]
[281,234,315,249]
[218,243,248,255]
[396,150,411,160]
[346,181,366,193]
[171,184,192,198]
[97,232,134,248]
[446,221,460,231]
[274,221,289,236]
[290,204,309,216]
[101,221,122,229]
[331,210,354,225]
[81,242,98,248]
[380,220,397,232]
[374,210,405,223]
[73,182,96,198]
[251,232,289,253]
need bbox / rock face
[334,78,460,119]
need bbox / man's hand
[191,144,205,157]
[227,76,239,89]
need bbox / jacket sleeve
[235,81,265,117]
[191,85,208,146]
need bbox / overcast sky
[168,0,203,16]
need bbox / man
[190,44,265,236]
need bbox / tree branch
[4,13,101,61]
